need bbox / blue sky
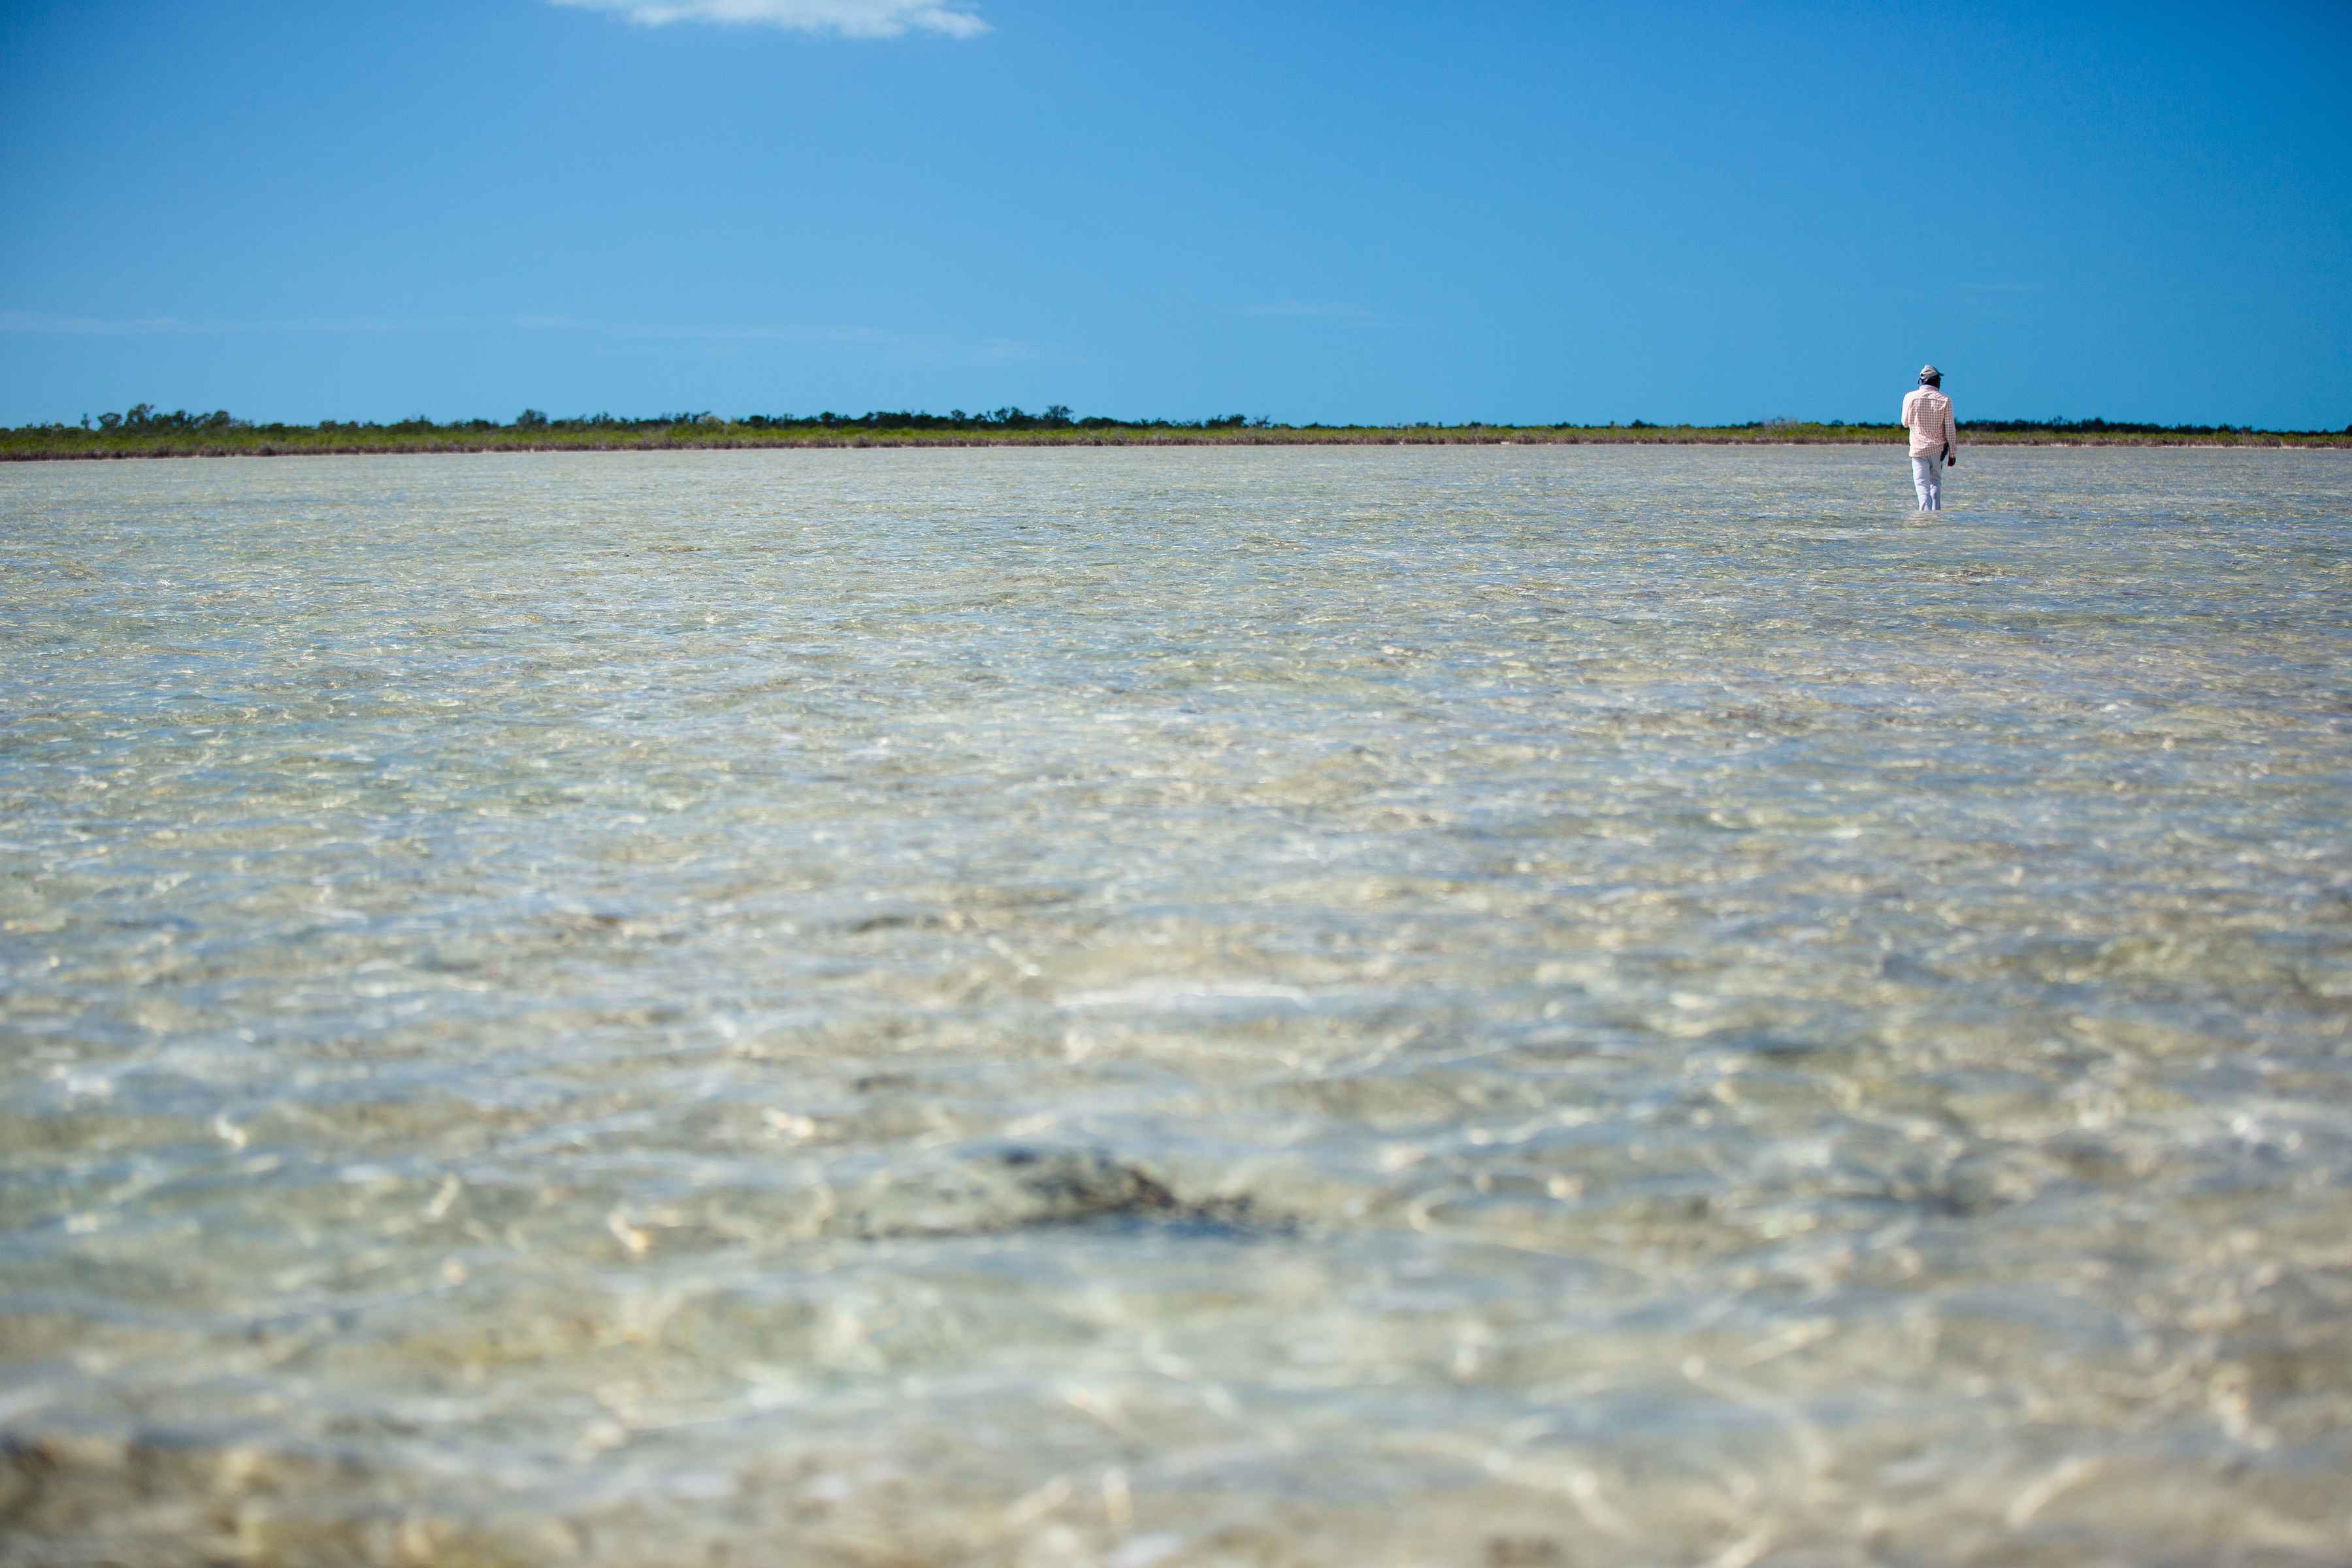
[3,0,2345,427]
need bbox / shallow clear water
[2,445,2349,1566]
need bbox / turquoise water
[2,445,2348,1565]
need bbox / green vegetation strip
[9,404,2347,460]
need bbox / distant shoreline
[8,423,2348,462]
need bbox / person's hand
[1947,454,1957,467]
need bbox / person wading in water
[1902,364,1958,511]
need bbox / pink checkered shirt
[1902,386,1957,458]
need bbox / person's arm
[1944,400,1958,465]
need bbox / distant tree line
[14,404,1284,434]
[1722,416,2351,436]
[715,406,1274,432]
[1950,416,2340,437]
[64,403,246,433]
[14,405,2349,439]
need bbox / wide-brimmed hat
[1919,364,1942,382]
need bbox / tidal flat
[1,445,2348,1565]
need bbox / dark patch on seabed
[824,1145,1271,1240]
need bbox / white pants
[1911,454,1945,511]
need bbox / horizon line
[15,408,2347,438]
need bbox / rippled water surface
[3,446,2349,1565]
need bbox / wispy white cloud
[549,0,987,39]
